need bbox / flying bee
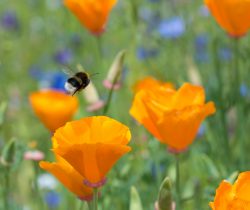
[63,65,96,96]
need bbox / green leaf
[158,177,172,210]
[0,101,7,128]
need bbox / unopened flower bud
[103,50,126,90]
[1,138,16,166]
[82,82,105,112]
[158,177,173,210]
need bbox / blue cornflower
[157,17,185,39]
[54,49,73,65]
[44,191,61,208]
[194,34,209,62]
[136,47,159,60]
[218,47,232,61]
[240,84,248,97]
[1,11,19,30]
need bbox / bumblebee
[63,66,91,96]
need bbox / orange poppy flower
[210,171,250,210]
[64,0,117,35]
[205,0,250,37]
[130,83,216,151]
[52,116,131,185]
[40,156,93,200]
[29,90,78,132]
[133,76,174,93]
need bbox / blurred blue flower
[194,34,209,62]
[136,47,159,60]
[151,163,165,180]
[197,124,206,138]
[44,191,61,208]
[240,84,248,97]
[54,49,73,65]
[29,67,67,91]
[1,11,19,31]
[50,72,67,91]
[218,47,232,61]
[70,34,82,48]
[157,17,185,39]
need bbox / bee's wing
[62,65,75,76]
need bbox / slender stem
[79,201,84,210]
[232,38,240,104]
[4,168,10,210]
[92,188,98,210]
[95,36,103,69]
[102,71,120,115]
[175,154,181,210]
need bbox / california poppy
[64,0,117,35]
[210,171,250,210]
[29,90,78,132]
[133,76,174,93]
[52,116,131,185]
[40,156,93,200]
[130,83,216,151]
[205,0,250,37]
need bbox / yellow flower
[64,0,117,35]
[210,172,250,210]
[51,116,131,185]
[29,90,78,132]
[205,0,250,37]
[130,83,216,151]
[40,156,93,200]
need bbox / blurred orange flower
[210,171,250,210]
[52,116,131,185]
[130,83,216,151]
[133,76,174,93]
[40,156,93,200]
[64,0,117,35]
[29,90,78,132]
[205,0,250,37]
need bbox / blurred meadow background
[1,0,250,210]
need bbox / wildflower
[136,47,159,60]
[0,11,19,31]
[54,49,73,65]
[103,50,126,90]
[130,83,216,151]
[82,82,105,112]
[40,156,93,200]
[210,171,250,210]
[64,0,117,35]
[44,191,61,209]
[133,76,174,93]
[205,0,250,37]
[194,34,209,63]
[24,150,44,161]
[157,17,185,39]
[29,90,78,132]
[51,116,131,186]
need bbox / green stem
[95,36,103,68]
[102,70,120,115]
[232,38,240,104]
[175,154,181,210]
[92,188,98,210]
[4,168,10,210]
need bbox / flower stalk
[92,188,99,210]
[175,154,180,210]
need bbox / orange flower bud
[29,90,78,132]
[130,83,216,151]
[205,0,250,37]
[64,0,117,35]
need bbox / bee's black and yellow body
[64,72,90,95]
